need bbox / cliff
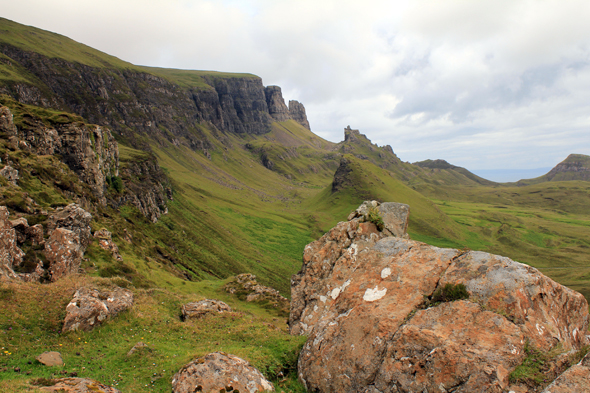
[0,20,311,154]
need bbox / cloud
[3,0,590,173]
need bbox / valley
[0,17,590,392]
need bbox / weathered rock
[0,105,17,136]
[171,352,274,393]
[38,377,121,392]
[36,351,64,366]
[265,86,291,121]
[62,286,133,332]
[224,273,290,314]
[542,352,590,393]
[373,301,524,392]
[290,201,589,393]
[45,228,83,281]
[181,299,232,320]
[347,200,410,238]
[10,217,28,244]
[0,206,25,279]
[25,223,44,245]
[47,204,92,249]
[439,251,588,352]
[0,165,19,185]
[288,100,311,130]
[93,229,122,261]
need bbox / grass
[0,276,307,392]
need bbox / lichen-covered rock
[45,228,82,281]
[25,223,44,245]
[93,229,122,261]
[47,203,92,249]
[181,299,232,320]
[347,200,410,238]
[38,377,121,392]
[0,165,19,185]
[0,206,24,280]
[171,352,274,393]
[224,273,289,314]
[291,201,589,393]
[439,251,588,352]
[62,286,133,332]
[542,353,590,393]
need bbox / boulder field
[290,201,589,393]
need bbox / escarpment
[0,103,170,221]
[0,43,311,152]
[291,201,590,393]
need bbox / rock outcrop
[45,228,83,281]
[290,201,589,393]
[544,153,590,182]
[0,165,18,185]
[224,273,290,314]
[181,299,232,320]
[93,228,122,261]
[0,206,25,279]
[0,105,118,205]
[62,286,133,332]
[288,100,311,130]
[265,86,291,121]
[172,352,274,393]
[47,204,93,249]
[38,378,121,393]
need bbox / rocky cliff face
[290,201,589,393]
[545,154,590,181]
[265,86,291,122]
[0,104,170,221]
[0,105,118,205]
[0,44,311,150]
[288,100,311,130]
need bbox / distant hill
[517,154,590,185]
[413,159,496,186]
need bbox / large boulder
[38,378,121,392]
[181,299,232,320]
[62,286,133,332]
[0,206,25,280]
[290,201,589,393]
[47,203,92,249]
[171,352,274,393]
[45,228,83,281]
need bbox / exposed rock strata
[181,299,232,320]
[62,286,133,332]
[265,86,291,121]
[224,273,290,314]
[172,352,274,393]
[38,378,121,393]
[288,100,311,130]
[0,165,18,185]
[290,201,589,393]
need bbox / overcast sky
[3,0,590,177]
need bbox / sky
[3,0,590,179]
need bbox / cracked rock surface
[290,201,589,393]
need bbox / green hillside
[1,17,590,392]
